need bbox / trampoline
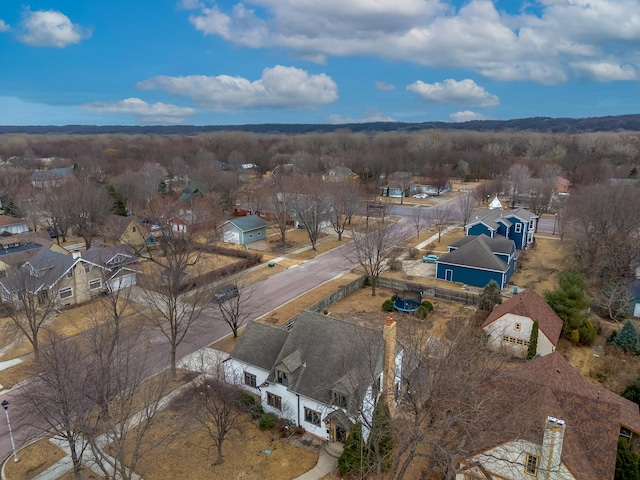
[393,297,421,313]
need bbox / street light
[553,213,558,236]
[1,400,19,463]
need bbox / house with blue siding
[465,207,538,250]
[436,235,517,289]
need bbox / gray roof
[438,236,509,272]
[450,235,514,255]
[268,311,386,409]
[230,321,289,371]
[0,249,75,293]
[227,214,269,232]
[82,245,138,268]
[466,209,513,231]
[505,207,538,222]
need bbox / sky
[1,0,640,126]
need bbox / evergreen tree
[622,379,640,406]
[544,268,590,341]
[527,321,539,360]
[106,184,127,216]
[478,280,502,312]
[369,398,393,473]
[616,438,640,480]
[338,423,366,476]
[612,320,640,353]
[158,179,168,195]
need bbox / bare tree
[595,282,629,325]
[427,204,453,243]
[289,176,331,250]
[457,190,477,227]
[215,276,256,338]
[188,365,244,466]
[327,181,362,241]
[0,267,61,353]
[67,178,114,249]
[509,164,531,208]
[14,188,42,231]
[265,177,292,248]
[408,207,426,239]
[38,183,73,243]
[347,215,409,296]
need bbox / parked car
[214,284,239,302]
[47,227,59,239]
[422,254,439,263]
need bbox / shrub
[408,248,419,259]
[612,320,640,353]
[389,259,403,271]
[420,300,434,313]
[578,320,597,346]
[363,276,371,287]
[478,280,502,312]
[527,321,539,360]
[622,379,640,406]
[415,305,429,319]
[339,423,366,476]
[425,242,436,255]
[259,412,278,430]
[239,392,256,408]
[382,299,394,312]
[568,329,580,345]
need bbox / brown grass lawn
[3,438,66,480]
[128,406,318,480]
[510,237,572,295]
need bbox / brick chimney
[382,313,397,416]
[540,416,566,480]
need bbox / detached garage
[223,215,269,246]
[107,270,137,291]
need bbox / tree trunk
[216,443,223,465]
[170,344,177,377]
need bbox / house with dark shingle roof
[436,235,516,289]
[466,207,538,249]
[222,214,269,245]
[225,311,402,442]
[482,288,563,358]
[457,352,640,480]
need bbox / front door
[332,423,347,443]
[445,269,453,282]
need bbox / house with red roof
[482,289,563,358]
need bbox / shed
[223,214,269,245]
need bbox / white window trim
[88,278,102,290]
[514,223,522,233]
[59,287,74,300]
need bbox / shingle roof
[0,249,75,293]
[482,289,563,346]
[449,234,514,255]
[505,207,538,222]
[466,209,513,231]
[227,214,269,232]
[502,352,640,480]
[438,236,510,272]
[1,231,54,250]
[82,245,137,267]
[0,216,28,228]
[230,321,289,371]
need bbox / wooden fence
[375,277,479,306]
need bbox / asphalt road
[0,196,464,462]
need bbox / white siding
[484,313,555,358]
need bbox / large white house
[225,311,402,442]
[482,289,563,358]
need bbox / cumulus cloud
[449,110,487,122]
[19,9,91,47]
[407,79,499,107]
[569,61,637,82]
[327,110,396,124]
[0,20,10,32]
[82,98,195,124]
[375,81,395,91]
[185,0,640,84]
[137,66,338,110]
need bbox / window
[525,453,539,475]
[132,226,137,232]
[59,287,74,300]
[501,335,529,347]
[84,264,91,273]
[244,372,257,388]
[514,223,522,233]
[88,278,102,290]
[276,370,288,386]
[515,322,521,331]
[332,391,348,409]
[267,392,282,410]
[304,408,321,426]
[66,269,74,279]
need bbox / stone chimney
[540,416,566,480]
[382,313,397,416]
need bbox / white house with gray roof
[225,311,402,442]
[223,214,269,245]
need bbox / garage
[108,272,136,291]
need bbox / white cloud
[327,110,396,124]
[569,61,637,82]
[375,81,395,91]
[82,98,195,124]
[449,110,487,122]
[185,0,640,84]
[0,20,10,32]
[407,79,499,107]
[137,66,338,110]
[19,9,91,47]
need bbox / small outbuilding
[223,214,269,245]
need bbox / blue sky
[1,0,640,126]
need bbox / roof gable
[227,214,269,232]
[439,236,510,272]
[230,322,289,371]
[483,289,563,345]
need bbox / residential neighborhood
[0,129,637,480]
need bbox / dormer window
[332,391,348,409]
[276,370,288,387]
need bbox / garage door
[224,230,240,244]
[108,273,136,291]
